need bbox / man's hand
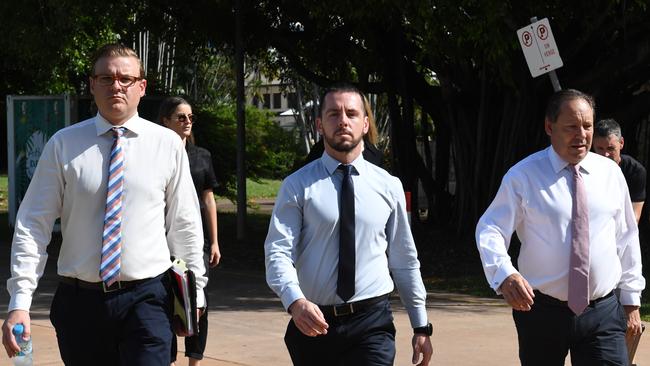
[288,298,329,337]
[498,273,535,311]
[411,334,433,365]
[2,310,30,357]
[623,305,643,338]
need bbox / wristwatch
[413,322,433,336]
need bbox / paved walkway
[1,264,648,365]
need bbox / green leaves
[193,103,302,200]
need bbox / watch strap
[413,322,433,336]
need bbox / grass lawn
[423,275,496,298]
[246,178,282,199]
[216,178,282,204]
[0,174,7,212]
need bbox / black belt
[59,276,155,293]
[533,290,614,307]
[319,294,390,317]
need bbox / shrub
[192,103,301,200]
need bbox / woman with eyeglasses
[158,96,221,366]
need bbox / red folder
[168,258,198,336]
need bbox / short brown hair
[545,89,595,123]
[90,43,144,78]
[318,83,366,118]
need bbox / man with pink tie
[476,89,644,365]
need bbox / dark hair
[594,118,622,138]
[157,96,191,124]
[544,89,595,123]
[318,83,367,118]
[90,43,144,78]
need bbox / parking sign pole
[530,16,562,91]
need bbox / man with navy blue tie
[265,84,433,366]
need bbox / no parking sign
[517,18,563,78]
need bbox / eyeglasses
[93,74,143,87]
[174,114,195,123]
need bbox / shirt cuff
[492,262,518,294]
[280,285,305,311]
[196,290,206,308]
[406,306,428,329]
[618,290,641,307]
[8,293,32,313]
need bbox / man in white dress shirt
[476,89,644,366]
[1,43,205,365]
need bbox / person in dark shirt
[159,96,220,366]
[301,94,384,167]
[593,118,646,223]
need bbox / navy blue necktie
[337,164,355,302]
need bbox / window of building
[273,93,282,109]
[287,93,298,109]
[263,94,271,109]
[252,95,260,107]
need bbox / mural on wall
[7,95,70,226]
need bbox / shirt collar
[320,151,367,176]
[546,145,595,175]
[94,113,142,136]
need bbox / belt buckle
[333,303,354,317]
[102,281,122,293]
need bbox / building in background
[246,72,299,130]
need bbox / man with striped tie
[1,43,206,365]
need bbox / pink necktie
[568,164,590,315]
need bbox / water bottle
[11,324,33,366]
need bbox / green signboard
[6,95,70,226]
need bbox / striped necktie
[100,127,125,287]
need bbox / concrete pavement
[1,264,648,365]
